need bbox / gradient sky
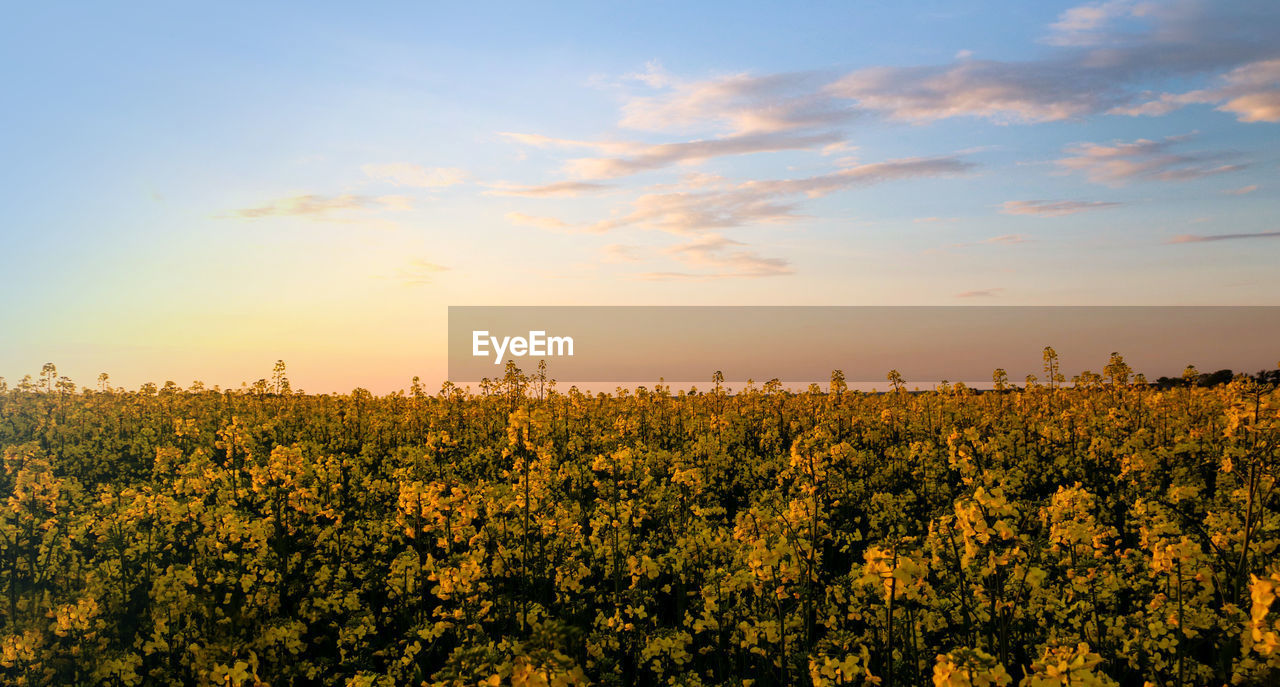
[2,1,1278,392]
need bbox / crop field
[1,357,1278,686]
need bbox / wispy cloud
[502,130,845,180]
[620,70,857,135]
[377,195,413,211]
[501,1,1277,192]
[588,155,974,234]
[396,259,449,285]
[597,236,793,280]
[618,3,1278,131]
[624,60,675,89]
[643,172,731,191]
[505,157,967,280]
[956,287,1005,298]
[748,156,976,198]
[1200,59,1280,122]
[570,131,846,179]
[600,244,645,263]
[949,234,1029,249]
[831,2,1280,123]
[613,2,1267,132]
[1043,0,1147,47]
[637,258,791,280]
[1224,184,1259,195]
[484,181,612,197]
[1115,59,1280,123]
[1056,134,1246,186]
[1168,230,1280,243]
[501,68,857,183]
[229,194,411,219]
[985,234,1028,244]
[494,0,1279,240]
[599,234,794,280]
[657,234,793,278]
[488,2,1275,283]
[497,132,633,153]
[362,163,467,188]
[504,212,578,233]
[1000,199,1123,216]
[586,185,800,234]
[830,60,1119,123]
[501,155,973,237]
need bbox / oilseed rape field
[1,357,1278,686]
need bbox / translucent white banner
[447,306,1280,384]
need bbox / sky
[1,1,1278,392]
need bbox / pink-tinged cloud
[950,234,1029,249]
[609,3,1278,132]
[229,194,410,219]
[500,3,1278,191]
[585,155,974,234]
[503,157,972,239]
[600,244,646,263]
[501,129,845,180]
[1000,199,1123,216]
[1224,184,1259,195]
[1211,60,1280,122]
[830,59,1120,123]
[625,60,674,89]
[956,288,1005,298]
[497,132,635,154]
[1168,230,1280,243]
[658,234,793,278]
[597,235,790,280]
[376,195,413,211]
[484,181,612,197]
[613,2,1280,129]
[747,156,975,199]
[830,2,1277,124]
[620,71,857,135]
[396,259,449,285]
[1043,0,1149,47]
[564,131,845,180]
[985,234,1028,244]
[588,187,801,234]
[1115,59,1280,123]
[1056,134,1246,186]
[504,212,579,233]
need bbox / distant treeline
[1152,367,1280,389]
[2,357,1278,399]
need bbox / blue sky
[1,1,1277,391]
